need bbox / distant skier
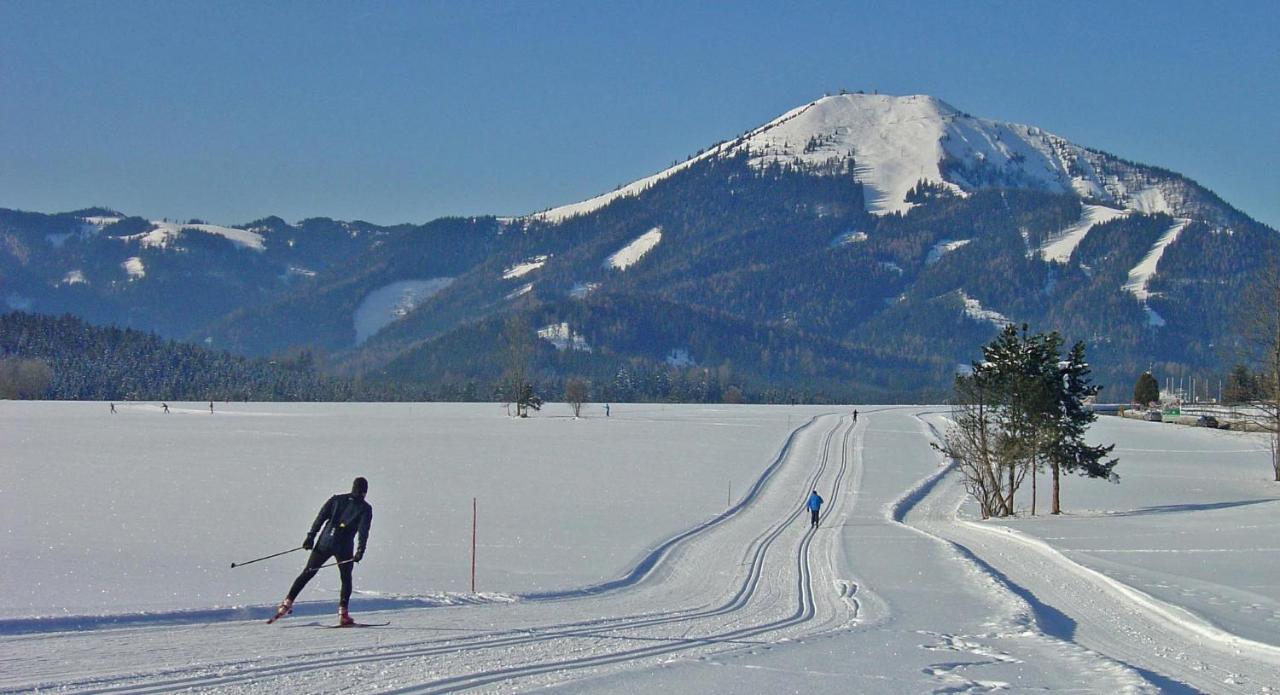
[605,403,611,417]
[269,477,373,626]
[852,409,858,423]
[209,401,214,414]
[162,403,170,414]
[110,403,116,414]
[807,490,823,528]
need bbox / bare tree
[1239,261,1280,481]
[564,377,589,418]
[0,358,53,399]
[936,374,1014,518]
[501,314,535,417]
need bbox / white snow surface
[568,281,600,299]
[121,256,145,279]
[958,290,1012,327]
[353,278,454,344]
[503,255,549,280]
[81,215,124,227]
[1039,204,1130,263]
[506,282,534,300]
[4,403,1279,693]
[832,229,868,247]
[1123,218,1192,301]
[537,322,591,351]
[121,221,266,252]
[529,93,1194,224]
[925,239,971,265]
[61,270,88,286]
[605,227,662,270]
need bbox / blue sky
[2,1,1277,228]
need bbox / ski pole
[313,558,357,570]
[230,546,304,569]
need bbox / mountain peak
[530,92,1234,226]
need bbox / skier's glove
[303,535,314,551]
[353,549,364,563]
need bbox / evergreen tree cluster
[0,311,362,401]
[939,324,1116,518]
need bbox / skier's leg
[337,558,354,608]
[286,550,331,601]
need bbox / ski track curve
[2,414,864,694]
[904,410,1280,695]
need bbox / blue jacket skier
[807,490,823,528]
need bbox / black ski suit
[286,493,373,607]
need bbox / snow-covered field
[2,403,1277,693]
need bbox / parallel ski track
[42,414,858,695]
[905,410,1280,694]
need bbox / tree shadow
[1112,498,1277,517]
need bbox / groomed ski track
[1,414,863,694]
[5,407,1279,693]
[908,410,1280,694]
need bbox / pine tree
[1133,372,1160,406]
[1047,341,1118,514]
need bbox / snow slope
[1123,218,1192,301]
[3,404,1277,693]
[353,278,454,344]
[959,290,1011,328]
[503,255,549,279]
[604,227,662,270]
[1040,204,1130,263]
[125,221,267,251]
[529,93,1206,224]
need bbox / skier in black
[269,477,373,625]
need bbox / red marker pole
[471,497,477,594]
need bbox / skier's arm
[305,497,334,544]
[355,507,372,561]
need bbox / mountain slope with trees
[3,93,1277,401]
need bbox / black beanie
[352,476,368,495]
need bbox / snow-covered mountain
[532,93,1248,228]
[3,94,1276,400]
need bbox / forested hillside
[0,312,360,401]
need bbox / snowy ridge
[1039,204,1129,263]
[528,93,1222,224]
[123,221,267,252]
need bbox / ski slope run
[1,414,864,694]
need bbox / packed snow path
[1,414,863,693]
[5,407,1278,693]
[911,411,1280,694]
